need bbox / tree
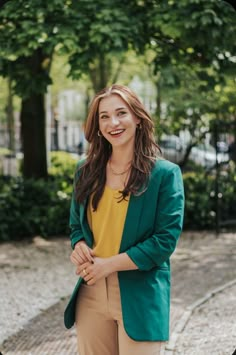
[141,0,236,167]
[0,1,79,177]
[145,0,236,73]
[0,0,146,178]
[66,1,149,92]
[0,0,235,177]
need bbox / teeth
[110,130,124,135]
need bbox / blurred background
[0,0,236,241]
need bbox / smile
[109,129,125,136]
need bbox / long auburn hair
[75,84,161,210]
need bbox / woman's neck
[109,146,134,166]
[106,147,133,189]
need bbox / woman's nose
[110,115,119,125]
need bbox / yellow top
[87,185,130,258]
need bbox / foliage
[145,0,236,153]
[0,0,235,178]
[1,157,235,241]
[67,1,146,91]
[0,0,147,178]
[0,0,144,97]
[0,148,11,155]
[183,164,236,230]
[147,0,236,76]
[0,152,80,241]
[183,171,216,229]
[218,163,236,226]
[49,151,78,181]
[0,0,76,98]
[0,175,72,241]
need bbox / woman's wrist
[107,252,138,273]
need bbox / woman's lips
[109,129,125,137]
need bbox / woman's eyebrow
[99,107,127,115]
[115,107,126,111]
[99,111,108,115]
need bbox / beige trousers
[75,272,164,355]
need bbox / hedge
[0,155,235,241]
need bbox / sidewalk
[0,232,236,354]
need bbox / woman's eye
[100,115,108,119]
[118,111,126,116]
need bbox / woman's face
[98,94,140,150]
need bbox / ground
[0,231,236,354]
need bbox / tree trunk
[98,53,108,90]
[89,55,110,93]
[6,78,15,153]
[154,73,161,138]
[19,48,51,179]
[20,93,48,178]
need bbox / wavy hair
[75,84,161,210]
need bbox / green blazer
[64,159,184,341]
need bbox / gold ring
[83,269,87,276]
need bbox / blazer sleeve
[69,160,86,249]
[69,191,85,249]
[126,165,184,270]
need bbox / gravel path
[174,283,236,355]
[0,232,236,354]
[0,236,77,344]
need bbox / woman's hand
[76,257,113,285]
[70,240,94,267]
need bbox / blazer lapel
[79,199,93,248]
[119,193,145,253]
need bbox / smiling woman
[98,95,140,157]
[64,84,185,355]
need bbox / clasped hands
[70,240,112,285]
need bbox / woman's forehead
[98,94,128,113]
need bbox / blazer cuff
[126,248,155,271]
[71,235,84,249]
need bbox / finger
[83,270,94,282]
[79,246,94,263]
[70,252,85,265]
[74,248,88,263]
[76,262,91,275]
[73,255,84,266]
[84,248,94,263]
[86,278,96,286]
[75,243,87,259]
[77,252,88,263]
[70,254,80,266]
[75,242,94,262]
[89,248,95,257]
[79,268,92,279]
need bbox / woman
[64,84,184,355]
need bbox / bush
[183,171,215,229]
[183,163,236,230]
[0,151,81,241]
[217,163,236,227]
[1,156,235,241]
[0,176,73,241]
[49,151,78,180]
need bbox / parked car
[159,135,185,164]
[159,135,229,168]
[190,144,229,168]
[217,141,229,153]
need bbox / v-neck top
[87,185,130,257]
